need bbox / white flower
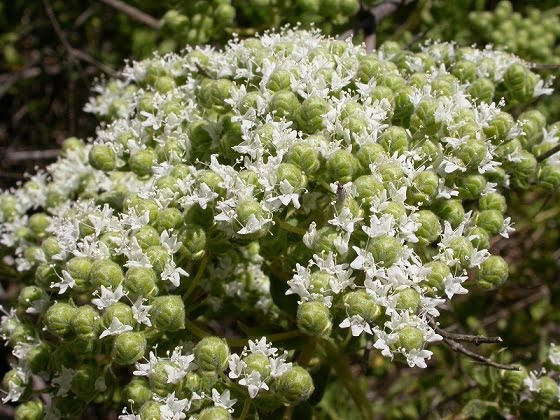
[161,261,189,288]
[99,317,133,339]
[92,285,127,310]
[212,389,237,413]
[339,314,373,336]
[134,352,159,377]
[237,214,272,235]
[52,366,75,397]
[131,297,152,327]
[549,344,560,366]
[239,370,270,398]
[51,269,76,295]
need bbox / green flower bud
[218,117,242,159]
[198,407,231,420]
[484,112,514,144]
[133,226,161,251]
[297,96,330,133]
[353,175,385,205]
[432,199,464,229]
[311,227,340,255]
[536,376,558,406]
[381,202,406,221]
[431,75,457,97]
[153,207,182,233]
[379,126,409,155]
[124,194,160,223]
[503,63,535,103]
[26,343,51,374]
[393,86,415,125]
[269,90,300,122]
[150,295,185,332]
[90,259,124,289]
[274,366,314,405]
[356,143,386,170]
[452,60,477,82]
[455,139,487,169]
[178,224,206,261]
[14,400,44,420]
[308,271,331,296]
[477,255,508,289]
[41,236,61,260]
[65,257,93,292]
[243,353,272,381]
[342,290,380,322]
[297,301,332,337]
[183,204,214,229]
[479,192,507,213]
[519,110,546,146]
[357,56,383,83]
[468,78,495,104]
[154,75,175,94]
[146,246,170,274]
[286,143,321,175]
[342,114,369,136]
[129,149,156,178]
[368,235,403,267]
[511,150,537,189]
[70,365,98,400]
[422,261,450,294]
[448,237,474,268]
[35,263,58,288]
[205,79,235,110]
[395,288,421,313]
[113,331,147,365]
[378,163,405,186]
[197,170,226,197]
[538,164,560,191]
[194,337,230,371]
[89,145,116,172]
[396,326,425,351]
[475,209,504,235]
[277,163,306,189]
[139,400,161,420]
[415,210,441,246]
[61,136,84,154]
[456,174,487,200]
[71,305,101,340]
[419,139,441,164]
[28,213,50,237]
[46,302,77,337]
[326,149,360,183]
[0,194,18,222]
[17,286,48,314]
[236,199,264,227]
[103,302,134,328]
[410,99,441,136]
[408,171,439,206]
[124,378,153,408]
[8,324,36,346]
[125,267,158,299]
[500,368,527,393]
[267,69,292,92]
[467,226,490,250]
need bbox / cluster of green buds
[0,28,558,418]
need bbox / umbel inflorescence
[1,28,559,419]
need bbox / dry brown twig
[97,0,161,29]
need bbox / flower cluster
[0,28,558,418]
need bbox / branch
[537,143,560,162]
[428,320,503,345]
[443,338,519,371]
[4,149,61,162]
[364,0,407,52]
[43,0,116,76]
[97,0,161,29]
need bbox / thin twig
[428,319,503,345]
[4,149,61,162]
[537,143,560,162]
[529,63,560,69]
[97,0,161,29]
[43,0,116,76]
[443,338,520,371]
[364,0,405,52]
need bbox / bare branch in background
[443,338,520,371]
[97,0,161,30]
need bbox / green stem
[184,319,210,340]
[274,216,307,236]
[239,397,252,420]
[182,252,209,301]
[321,339,373,420]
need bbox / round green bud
[475,209,504,235]
[410,99,441,136]
[422,261,450,294]
[153,207,182,233]
[28,213,50,237]
[467,226,490,250]
[396,326,425,351]
[538,164,560,191]
[14,400,44,420]
[8,324,35,347]
[503,63,535,103]
[286,143,321,175]
[379,126,409,155]
[70,365,98,400]
[197,170,225,197]
[61,137,84,155]
[392,86,415,125]
[198,407,231,420]
[41,236,61,260]
[415,210,441,246]
[146,246,170,274]
[124,267,158,299]
[368,235,403,267]
[356,143,386,169]
[468,78,495,104]
[311,226,340,255]
[89,145,116,172]
[357,56,383,83]
[342,290,380,322]
[90,259,124,289]
[129,149,156,178]
[308,271,331,295]
[236,200,264,228]
[511,150,537,189]
[448,237,474,268]
[45,302,77,337]
[395,288,421,313]
[267,69,292,92]
[139,400,161,420]
[65,257,93,292]
[17,286,48,314]
[177,224,206,261]
[484,112,514,144]
[150,295,185,332]
[455,139,487,169]
[378,163,405,186]
[408,171,439,206]
[297,96,330,133]
[477,255,508,289]
[194,337,230,372]
[297,301,332,337]
[479,192,507,213]
[536,376,558,406]
[432,199,464,229]
[452,60,477,82]
[274,366,314,405]
[269,90,300,121]
[500,368,527,393]
[35,263,58,289]
[326,149,360,183]
[124,378,153,408]
[154,75,175,94]
[71,305,101,340]
[456,174,486,200]
[277,163,306,189]
[103,302,134,329]
[208,79,235,110]
[244,353,272,381]
[353,175,385,205]
[113,331,147,365]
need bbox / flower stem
[274,216,307,236]
[184,319,210,340]
[239,397,252,420]
[182,252,209,301]
[321,339,373,420]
